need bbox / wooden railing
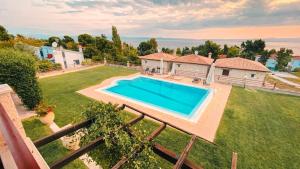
[0,103,41,169]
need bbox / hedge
[0,48,42,109]
[37,60,62,72]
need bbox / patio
[78,73,232,142]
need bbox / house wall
[214,67,267,86]
[141,59,171,73]
[53,50,84,69]
[172,62,210,78]
[265,58,277,71]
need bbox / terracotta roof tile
[293,56,300,60]
[218,54,227,59]
[172,54,213,65]
[139,52,177,61]
[215,57,270,72]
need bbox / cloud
[0,0,300,38]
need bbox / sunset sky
[1,0,300,39]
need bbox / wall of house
[141,59,171,73]
[53,50,84,69]
[172,62,210,78]
[214,67,267,86]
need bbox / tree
[112,26,122,53]
[176,48,181,56]
[123,43,139,65]
[161,47,174,54]
[196,40,221,59]
[227,46,240,58]
[83,45,98,59]
[277,48,293,71]
[78,34,94,47]
[241,39,266,60]
[149,38,158,52]
[137,38,158,56]
[46,36,61,47]
[62,35,74,44]
[0,25,9,41]
[181,47,193,56]
[223,44,228,55]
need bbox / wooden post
[231,152,238,169]
[273,83,277,90]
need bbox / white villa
[214,57,270,86]
[36,46,84,69]
[139,52,178,74]
[140,53,270,86]
[171,54,213,79]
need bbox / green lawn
[22,117,87,169]
[32,66,300,168]
[39,66,137,126]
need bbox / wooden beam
[112,123,166,169]
[50,136,104,169]
[123,104,215,145]
[153,143,202,169]
[173,135,197,169]
[49,115,144,169]
[0,104,41,169]
[34,119,93,147]
[231,152,238,169]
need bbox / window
[177,64,181,67]
[74,60,80,65]
[222,69,230,76]
[251,74,256,78]
[144,60,147,64]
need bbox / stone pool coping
[77,73,232,142]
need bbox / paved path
[270,74,300,88]
[38,64,103,79]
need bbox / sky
[1,0,300,39]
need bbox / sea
[121,37,300,55]
[31,34,300,55]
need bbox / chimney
[194,50,198,55]
[78,45,83,53]
[208,52,212,59]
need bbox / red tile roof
[218,54,227,59]
[293,56,300,60]
[215,57,270,72]
[139,52,177,61]
[172,54,213,65]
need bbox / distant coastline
[26,34,300,55]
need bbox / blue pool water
[104,76,211,118]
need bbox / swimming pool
[100,76,212,121]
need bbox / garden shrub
[37,60,62,72]
[293,68,300,72]
[0,48,42,109]
[80,102,158,168]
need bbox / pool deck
[77,73,232,142]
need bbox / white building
[37,46,84,69]
[214,57,270,86]
[171,54,214,79]
[140,52,178,74]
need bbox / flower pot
[39,111,55,125]
[62,132,84,150]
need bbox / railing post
[273,83,277,90]
[0,84,49,169]
[231,152,238,169]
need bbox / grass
[292,72,300,78]
[33,66,300,168]
[22,117,87,169]
[39,66,137,126]
[266,75,300,92]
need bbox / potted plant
[35,102,55,125]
